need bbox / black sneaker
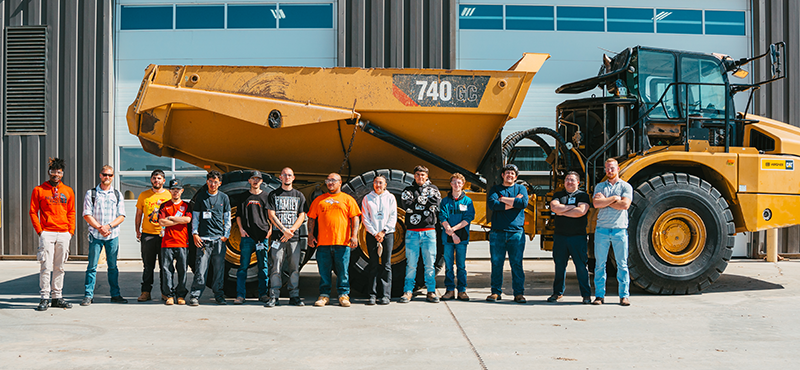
[259,295,270,303]
[265,297,278,307]
[35,299,49,311]
[289,297,304,307]
[367,296,377,305]
[546,294,562,303]
[51,298,72,309]
[215,297,227,305]
[111,296,128,304]
[378,297,391,305]
[80,297,93,306]
[188,298,200,306]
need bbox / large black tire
[628,173,735,294]
[341,169,444,297]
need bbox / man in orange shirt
[307,173,361,307]
[29,158,75,311]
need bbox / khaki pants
[38,231,71,299]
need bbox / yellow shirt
[136,189,171,235]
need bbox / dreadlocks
[48,157,65,171]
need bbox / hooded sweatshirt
[30,181,76,234]
[401,180,441,230]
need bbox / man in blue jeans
[548,171,592,304]
[234,171,272,305]
[439,173,475,301]
[81,165,127,306]
[487,164,528,304]
[399,165,441,304]
[592,158,633,306]
[188,170,231,306]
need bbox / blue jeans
[404,230,437,293]
[316,245,351,297]
[594,227,630,299]
[442,239,468,292]
[190,239,226,300]
[237,237,269,298]
[552,234,591,298]
[489,230,526,296]
[161,247,189,298]
[84,235,120,298]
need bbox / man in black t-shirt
[266,167,307,307]
[234,171,272,305]
[548,171,592,304]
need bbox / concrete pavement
[0,258,798,369]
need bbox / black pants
[552,234,592,298]
[161,247,189,298]
[366,232,393,299]
[140,233,163,295]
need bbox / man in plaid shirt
[81,165,127,306]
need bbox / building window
[656,9,702,34]
[459,4,503,30]
[176,5,225,30]
[607,7,653,33]
[556,6,604,32]
[705,10,745,36]
[509,147,549,171]
[279,3,334,29]
[228,4,278,29]
[120,147,171,172]
[505,5,553,31]
[120,6,173,30]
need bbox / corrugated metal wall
[338,0,455,69]
[752,0,800,256]
[1,0,112,257]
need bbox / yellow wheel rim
[358,208,407,265]
[652,208,706,265]
[224,206,257,266]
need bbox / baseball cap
[168,179,182,189]
[250,170,262,179]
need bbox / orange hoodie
[30,181,76,235]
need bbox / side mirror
[769,42,784,79]
[732,68,749,79]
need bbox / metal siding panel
[45,0,60,160]
[351,0,365,67]
[427,0,442,68]
[62,0,79,255]
[338,0,346,66]
[408,0,422,68]
[22,136,40,255]
[6,137,23,256]
[0,2,5,255]
[100,0,113,170]
[370,0,384,68]
[389,0,403,67]
[448,0,456,69]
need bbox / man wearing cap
[234,171,272,305]
[135,169,171,302]
[158,179,192,305]
[486,164,529,304]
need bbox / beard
[152,183,163,190]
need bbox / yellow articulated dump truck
[128,41,796,296]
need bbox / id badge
[175,210,183,218]
[271,240,281,249]
[459,204,468,212]
[203,211,212,219]
[376,210,384,220]
[567,197,576,205]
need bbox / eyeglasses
[100,173,114,177]
[49,170,64,176]
[324,179,340,184]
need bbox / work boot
[188,298,199,306]
[620,297,631,306]
[259,295,270,303]
[582,297,592,304]
[110,296,128,304]
[214,297,227,305]
[339,295,351,307]
[592,297,604,305]
[177,297,186,305]
[514,295,527,304]
[378,297,391,305]
[314,296,329,307]
[398,292,412,303]
[234,297,245,305]
[457,292,470,301]
[367,296,377,305]
[426,292,440,303]
[486,293,501,302]
[80,297,93,306]
[35,299,49,311]
[137,292,151,302]
[441,291,455,300]
[547,294,562,303]
[165,297,174,306]
[51,298,72,309]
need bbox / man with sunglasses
[30,157,75,311]
[81,165,127,306]
[135,169,171,302]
